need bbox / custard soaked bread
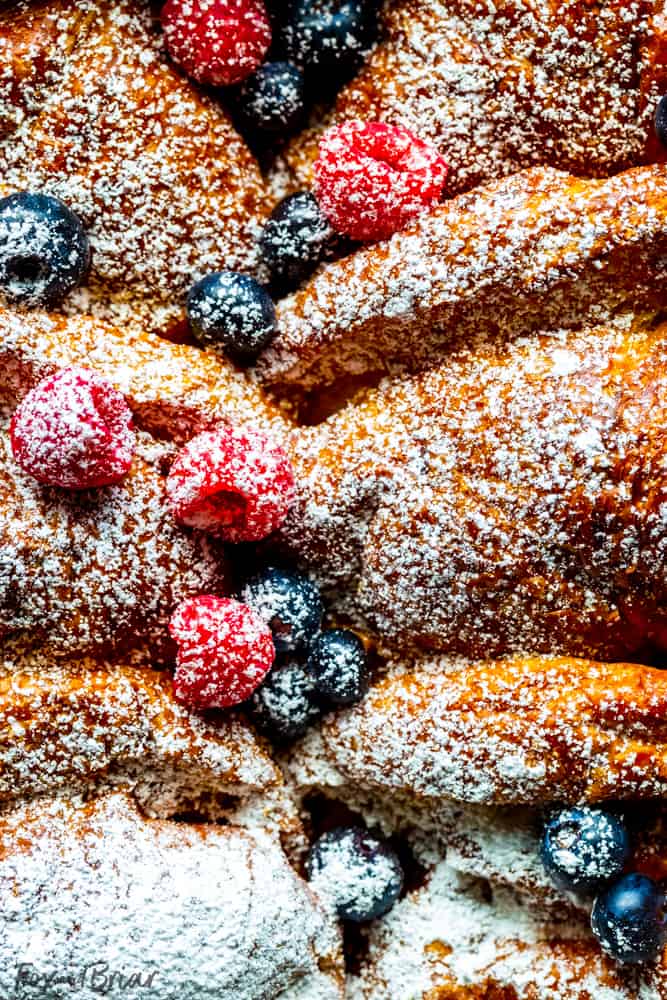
[1,0,667,994]
[258,164,667,401]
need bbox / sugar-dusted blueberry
[260,191,335,290]
[237,61,305,137]
[186,270,277,361]
[591,873,667,964]
[0,192,90,308]
[250,661,322,742]
[241,566,323,653]
[282,1,379,94]
[306,826,403,922]
[541,806,630,896]
[307,628,368,706]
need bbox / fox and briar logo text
[14,963,157,995]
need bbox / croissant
[0,654,298,829]
[0,303,285,443]
[258,164,667,402]
[304,656,667,807]
[281,0,667,197]
[278,310,667,659]
[0,792,343,999]
[0,424,228,661]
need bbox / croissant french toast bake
[6,0,667,997]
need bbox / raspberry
[166,424,296,542]
[161,0,272,87]
[10,367,136,489]
[169,595,275,708]
[313,120,449,242]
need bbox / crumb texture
[278,313,667,659]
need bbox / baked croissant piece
[258,164,667,402]
[0,303,285,443]
[0,0,269,332]
[278,311,667,659]
[0,653,298,836]
[282,0,667,197]
[0,792,343,999]
[294,656,667,808]
[0,424,228,661]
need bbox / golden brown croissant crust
[316,656,667,806]
[278,312,667,660]
[0,426,227,661]
[258,164,667,402]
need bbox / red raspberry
[10,367,135,490]
[167,424,296,542]
[313,120,449,242]
[170,594,275,708]
[161,0,272,87]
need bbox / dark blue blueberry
[250,661,322,742]
[237,61,305,137]
[186,270,277,361]
[281,1,379,95]
[307,628,369,706]
[591,873,667,964]
[306,826,403,922]
[241,566,323,654]
[260,191,335,290]
[656,95,667,147]
[0,192,90,308]
[541,807,630,895]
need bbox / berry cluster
[242,566,370,742]
[541,806,667,965]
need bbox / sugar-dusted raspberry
[161,0,272,87]
[170,594,275,708]
[166,424,296,542]
[10,367,136,489]
[313,120,449,242]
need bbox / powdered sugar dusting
[0,0,269,332]
[349,860,665,998]
[258,164,667,395]
[0,424,227,661]
[276,312,667,659]
[317,656,667,805]
[0,792,343,999]
[283,0,667,195]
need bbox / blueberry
[237,61,305,137]
[591,873,667,964]
[306,826,403,922]
[0,191,90,308]
[307,628,368,706]
[186,271,277,361]
[250,661,322,742]
[241,566,323,654]
[541,807,630,896]
[656,95,667,147]
[282,1,379,95]
[260,191,335,291]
